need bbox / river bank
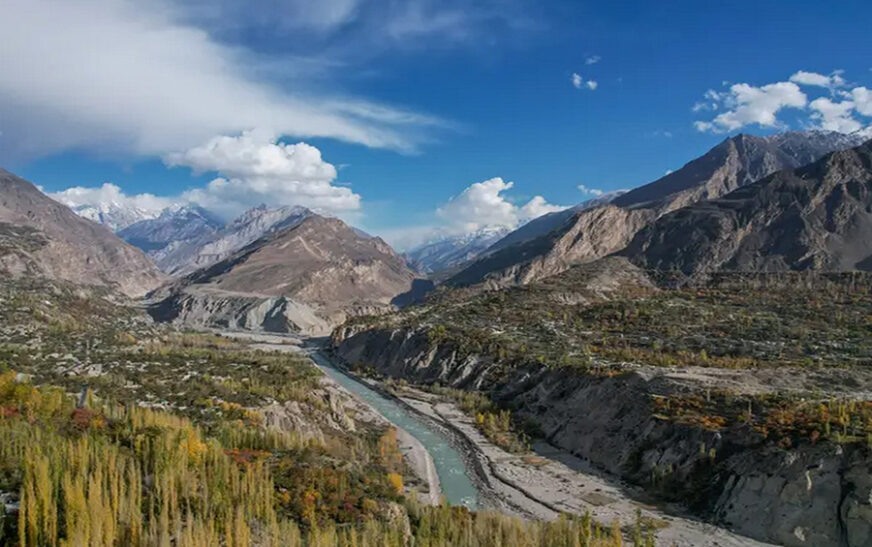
[221,330,453,507]
[227,330,773,545]
[390,385,776,547]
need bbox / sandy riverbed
[393,386,777,547]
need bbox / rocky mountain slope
[0,168,165,297]
[484,190,627,255]
[151,214,420,334]
[153,204,311,276]
[625,138,872,275]
[118,205,223,255]
[447,130,868,288]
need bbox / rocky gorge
[331,325,872,546]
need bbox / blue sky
[3,0,872,248]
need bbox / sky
[2,0,872,249]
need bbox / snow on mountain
[47,183,174,231]
[405,225,511,274]
[118,205,224,254]
[154,204,312,276]
[64,202,162,231]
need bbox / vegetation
[652,391,872,448]
[347,271,872,373]
[429,386,531,454]
[0,278,659,546]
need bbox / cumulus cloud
[577,184,604,197]
[789,70,845,89]
[167,133,360,219]
[694,71,872,135]
[585,55,601,65]
[852,87,872,116]
[696,82,807,133]
[50,135,360,222]
[0,0,442,162]
[436,177,567,233]
[809,98,863,133]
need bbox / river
[308,350,480,509]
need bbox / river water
[309,351,479,509]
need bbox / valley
[2,132,872,546]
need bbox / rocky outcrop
[0,168,166,297]
[331,326,872,546]
[149,287,334,335]
[447,131,869,289]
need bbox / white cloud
[809,97,863,133]
[519,195,567,219]
[789,70,845,89]
[694,81,807,132]
[693,71,872,135]
[50,135,360,223]
[181,0,532,56]
[168,132,360,219]
[571,73,596,91]
[436,177,567,233]
[585,55,601,65]
[577,184,604,197]
[0,0,441,162]
[852,87,872,116]
[571,73,584,89]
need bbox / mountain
[151,214,420,334]
[405,226,510,275]
[118,205,223,254]
[0,169,166,296]
[624,139,872,275]
[446,130,869,288]
[483,190,627,256]
[612,130,870,210]
[152,205,311,276]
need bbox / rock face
[447,131,869,288]
[484,190,628,255]
[118,205,223,256]
[0,168,166,297]
[153,204,312,276]
[625,139,872,275]
[152,214,419,334]
[331,326,872,546]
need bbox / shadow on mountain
[391,278,435,308]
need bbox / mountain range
[4,127,871,321]
[152,214,419,334]
[625,138,872,275]
[118,205,224,254]
[445,130,870,288]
